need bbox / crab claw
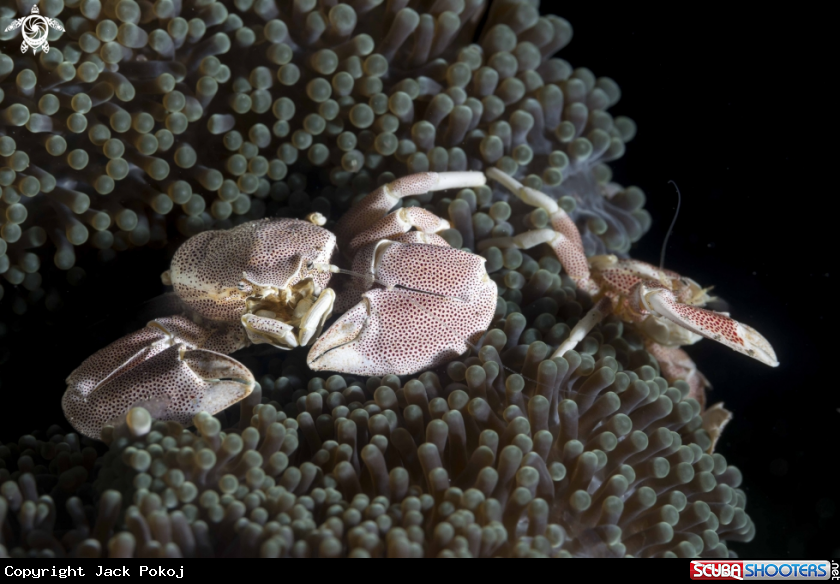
[306,297,380,374]
[308,289,488,376]
[639,283,779,367]
[308,241,497,376]
[63,317,253,440]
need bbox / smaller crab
[483,168,778,366]
[63,172,497,440]
[482,169,778,449]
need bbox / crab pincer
[307,241,497,376]
[635,281,778,367]
[63,316,254,440]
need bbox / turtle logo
[4,5,64,54]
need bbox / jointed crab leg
[308,239,497,376]
[484,168,597,295]
[644,341,710,407]
[701,403,733,454]
[335,171,487,245]
[553,297,612,359]
[347,207,451,253]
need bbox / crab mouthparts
[241,278,335,350]
[244,278,315,317]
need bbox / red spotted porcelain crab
[481,169,778,448]
[63,172,497,440]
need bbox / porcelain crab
[482,169,778,449]
[63,172,497,440]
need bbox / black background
[0,5,833,558]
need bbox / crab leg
[66,316,245,396]
[390,231,451,246]
[551,297,612,359]
[701,403,733,454]
[334,171,486,245]
[347,207,451,253]
[306,301,369,368]
[484,168,597,295]
[63,344,254,441]
[638,283,779,367]
[644,341,710,408]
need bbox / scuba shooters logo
[4,4,64,54]
[690,560,835,581]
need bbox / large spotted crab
[63,172,497,439]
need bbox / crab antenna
[659,180,682,270]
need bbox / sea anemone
[1,257,753,557]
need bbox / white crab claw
[308,289,483,376]
[306,300,377,374]
[641,284,779,367]
[308,241,497,376]
[63,318,253,440]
